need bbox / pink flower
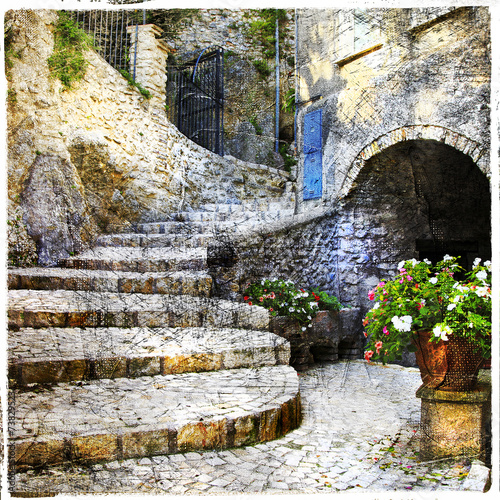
[399,268,406,274]
[407,275,412,281]
[417,302,424,311]
[368,290,375,301]
[383,326,389,335]
[259,297,264,302]
[377,282,385,289]
[364,350,374,362]
[375,341,383,354]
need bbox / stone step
[137,211,295,235]
[8,268,213,297]
[170,208,295,224]
[9,326,290,385]
[11,365,301,469]
[95,233,215,248]
[60,247,207,272]
[8,290,269,331]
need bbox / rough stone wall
[6,9,292,265]
[295,7,490,209]
[164,9,296,168]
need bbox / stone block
[71,433,119,463]
[416,383,491,462]
[12,437,65,469]
[177,419,227,452]
[122,426,174,459]
[21,359,87,385]
[233,414,259,447]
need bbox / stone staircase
[7,199,302,471]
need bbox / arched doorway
[335,138,491,307]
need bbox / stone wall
[295,7,491,209]
[6,9,292,265]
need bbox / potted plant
[363,256,491,391]
[243,279,344,369]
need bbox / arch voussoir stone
[339,125,489,199]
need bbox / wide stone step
[11,365,301,469]
[8,268,213,297]
[9,326,290,385]
[8,290,269,330]
[168,207,295,223]
[95,233,215,248]
[137,211,296,235]
[60,247,207,272]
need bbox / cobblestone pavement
[11,361,481,495]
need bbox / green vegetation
[119,70,151,99]
[278,143,297,173]
[281,88,295,114]
[48,11,92,89]
[145,9,200,40]
[252,59,272,78]
[246,9,288,60]
[249,115,263,135]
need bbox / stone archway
[339,125,489,199]
[334,130,491,309]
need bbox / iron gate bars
[67,9,146,76]
[166,47,224,156]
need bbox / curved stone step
[11,365,301,469]
[95,233,215,248]
[9,326,290,385]
[8,268,212,297]
[60,247,207,272]
[8,290,269,330]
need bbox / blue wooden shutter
[303,109,323,200]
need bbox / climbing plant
[48,11,92,89]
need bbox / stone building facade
[293,7,491,308]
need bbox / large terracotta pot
[412,330,484,391]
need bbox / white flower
[373,302,380,310]
[469,322,474,328]
[398,260,405,269]
[289,307,295,312]
[301,327,307,331]
[473,257,481,269]
[443,254,453,261]
[476,270,487,280]
[447,303,456,311]
[429,277,438,284]
[391,315,412,332]
[423,258,431,265]
[475,286,490,298]
[311,302,318,308]
[308,324,312,328]
[433,324,452,341]
[484,260,492,271]
[307,315,312,320]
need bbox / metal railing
[67,9,146,77]
[166,47,224,155]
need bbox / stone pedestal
[416,383,491,462]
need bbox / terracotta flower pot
[412,330,484,391]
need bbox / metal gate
[166,47,224,155]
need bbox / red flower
[248,301,252,306]
[244,296,249,301]
[364,350,374,362]
[270,308,274,312]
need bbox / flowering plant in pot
[243,278,320,331]
[363,256,491,390]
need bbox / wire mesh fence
[67,9,146,77]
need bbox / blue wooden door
[303,109,323,200]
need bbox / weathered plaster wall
[295,7,490,209]
[6,9,292,265]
